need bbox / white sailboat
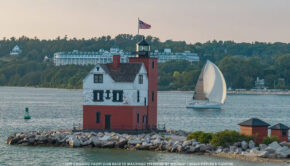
[186,60,227,109]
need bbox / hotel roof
[238,118,270,127]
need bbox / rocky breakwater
[6,130,290,162]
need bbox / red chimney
[112,55,120,70]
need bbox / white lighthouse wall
[83,63,148,106]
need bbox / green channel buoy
[24,107,31,119]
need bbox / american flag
[139,20,151,29]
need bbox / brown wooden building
[270,123,289,142]
[239,118,270,144]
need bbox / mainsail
[193,60,227,104]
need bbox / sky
[0,0,290,43]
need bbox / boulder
[275,146,290,158]
[259,144,267,151]
[177,145,183,152]
[102,141,115,148]
[68,136,80,147]
[182,140,192,147]
[249,140,255,149]
[241,141,248,150]
[128,140,142,146]
[90,137,101,147]
[249,148,260,155]
[268,141,281,150]
[116,138,128,148]
[229,146,237,153]
[222,148,229,153]
[258,151,271,158]
[279,141,290,148]
[234,148,242,154]
[215,147,223,153]
[187,146,199,153]
[99,135,110,141]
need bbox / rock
[68,136,80,147]
[215,147,223,153]
[279,141,290,148]
[182,140,191,147]
[229,146,237,153]
[90,136,101,147]
[222,148,229,153]
[241,141,248,150]
[187,146,199,153]
[116,138,127,148]
[275,146,290,158]
[152,139,161,145]
[249,140,255,149]
[259,144,267,151]
[102,141,115,148]
[199,144,209,152]
[258,151,271,158]
[176,145,183,152]
[99,135,110,141]
[234,148,242,154]
[128,140,142,146]
[249,148,260,155]
[268,141,281,150]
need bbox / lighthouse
[82,37,158,130]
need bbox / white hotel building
[53,47,199,66]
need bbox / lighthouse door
[105,114,111,130]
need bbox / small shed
[270,123,289,142]
[238,118,270,143]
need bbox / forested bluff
[0,34,289,90]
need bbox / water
[0,87,289,166]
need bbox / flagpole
[137,17,139,35]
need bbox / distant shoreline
[0,86,289,95]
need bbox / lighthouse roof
[269,123,289,130]
[100,63,142,82]
[238,118,270,127]
[137,37,149,46]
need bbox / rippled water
[0,87,289,166]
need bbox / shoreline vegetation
[7,129,290,164]
[1,35,290,91]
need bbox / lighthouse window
[152,91,154,102]
[112,90,123,102]
[105,90,110,99]
[282,130,287,137]
[137,90,140,102]
[137,113,139,123]
[94,74,103,83]
[152,61,154,68]
[93,90,104,102]
[96,112,100,123]
[138,75,143,84]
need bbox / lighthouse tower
[82,37,158,130]
[129,37,158,129]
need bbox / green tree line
[0,35,289,90]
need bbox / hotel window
[112,90,123,102]
[93,90,104,102]
[94,74,103,83]
[282,130,287,137]
[105,90,110,99]
[96,112,100,123]
[137,90,140,102]
[138,75,143,84]
[137,113,139,123]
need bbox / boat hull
[186,103,222,109]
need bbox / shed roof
[269,123,289,130]
[100,63,142,82]
[238,118,270,127]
